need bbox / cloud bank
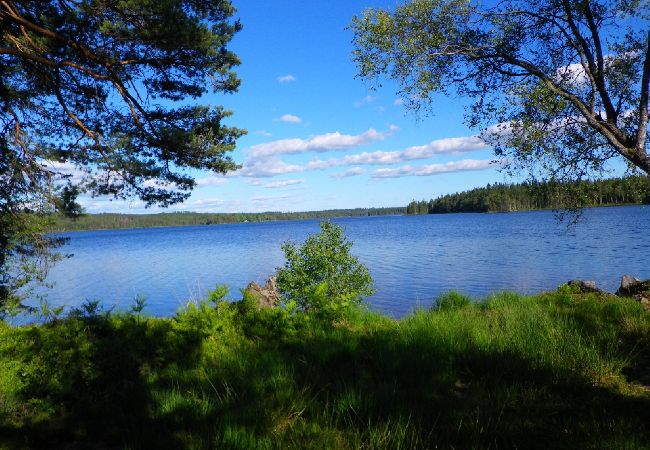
[304,135,488,170]
[195,177,228,187]
[248,126,398,159]
[330,167,366,179]
[371,159,495,178]
[238,126,493,180]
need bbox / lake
[37,205,650,318]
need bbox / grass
[1,286,649,449]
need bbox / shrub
[435,291,471,311]
[275,222,374,319]
[173,284,237,338]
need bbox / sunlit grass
[1,287,649,449]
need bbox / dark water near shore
[37,205,649,318]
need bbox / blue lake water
[37,205,650,318]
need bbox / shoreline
[49,202,647,234]
[48,208,405,234]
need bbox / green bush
[435,291,472,311]
[275,221,374,319]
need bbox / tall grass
[1,288,649,449]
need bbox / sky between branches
[80,0,630,214]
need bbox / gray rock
[567,279,603,293]
[616,275,650,311]
[616,275,642,297]
[244,276,280,309]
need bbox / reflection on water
[40,205,650,318]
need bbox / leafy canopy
[275,222,375,319]
[1,0,244,206]
[0,1,244,312]
[351,0,650,181]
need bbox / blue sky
[82,1,520,214]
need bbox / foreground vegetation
[1,287,649,449]
[47,208,405,233]
[407,176,650,214]
[3,223,649,448]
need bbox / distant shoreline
[406,176,650,215]
[47,203,648,234]
[47,208,406,233]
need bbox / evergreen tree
[0,1,245,312]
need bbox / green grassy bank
[1,288,649,449]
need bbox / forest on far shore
[48,207,405,232]
[407,176,650,214]
[48,176,650,232]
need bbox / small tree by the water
[276,222,374,319]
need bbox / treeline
[48,207,405,232]
[407,176,650,214]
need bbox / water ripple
[39,206,650,318]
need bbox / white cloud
[245,179,264,186]
[394,98,405,106]
[263,178,305,188]
[480,121,515,147]
[277,114,302,124]
[277,74,297,83]
[304,152,400,169]
[43,160,87,184]
[554,62,590,87]
[554,52,640,88]
[254,130,273,137]
[304,135,488,170]
[239,156,304,178]
[354,95,376,108]
[181,198,226,208]
[330,167,365,179]
[248,126,397,159]
[371,159,495,178]
[303,159,336,170]
[80,197,147,213]
[401,136,488,158]
[238,129,488,178]
[246,178,305,188]
[247,193,302,212]
[168,197,252,213]
[195,177,228,187]
[79,190,302,214]
[251,194,293,203]
[142,179,180,190]
[161,197,251,213]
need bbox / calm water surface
[39,205,650,318]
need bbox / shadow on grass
[0,313,205,449]
[1,300,649,449]
[277,328,650,449]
